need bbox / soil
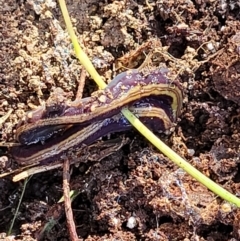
[0,0,240,240]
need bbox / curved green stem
[58,0,240,207]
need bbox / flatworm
[11,68,183,165]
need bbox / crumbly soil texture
[0,0,240,240]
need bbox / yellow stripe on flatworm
[15,122,106,165]
[130,106,173,131]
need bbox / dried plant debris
[211,24,240,105]
[0,0,240,240]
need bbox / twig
[12,163,63,182]
[63,158,79,241]
[0,109,12,125]
[75,68,86,100]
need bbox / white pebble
[126,216,137,229]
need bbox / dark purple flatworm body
[11,68,183,165]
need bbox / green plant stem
[122,108,240,206]
[58,0,105,89]
[8,177,29,235]
[58,0,240,207]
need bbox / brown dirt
[0,0,240,240]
